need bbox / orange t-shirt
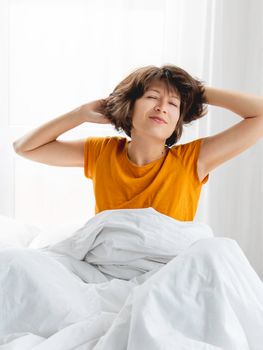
[84,136,209,221]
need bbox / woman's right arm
[13,99,110,167]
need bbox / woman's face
[130,79,181,142]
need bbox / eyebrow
[147,88,180,101]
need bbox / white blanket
[0,207,263,350]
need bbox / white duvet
[0,207,263,350]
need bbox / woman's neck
[127,140,168,166]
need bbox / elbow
[13,141,23,154]
[13,141,18,152]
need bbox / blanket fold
[44,207,213,281]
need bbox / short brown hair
[103,64,208,147]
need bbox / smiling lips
[149,116,167,124]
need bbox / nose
[154,102,167,114]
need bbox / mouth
[149,116,167,124]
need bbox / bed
[0,208,263,350]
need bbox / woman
[9,64,263,349]
[13,64,263,221]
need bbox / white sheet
[0,207,263,350]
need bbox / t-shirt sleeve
[175,138,209,185]
[84,136,108,179]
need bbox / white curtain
[0,0,262,278]
[201,0,263,280]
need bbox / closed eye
[147,96,178,107]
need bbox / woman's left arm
[198,86,263,178]
[204,86,263,119]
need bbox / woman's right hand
[81,99,111,124]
